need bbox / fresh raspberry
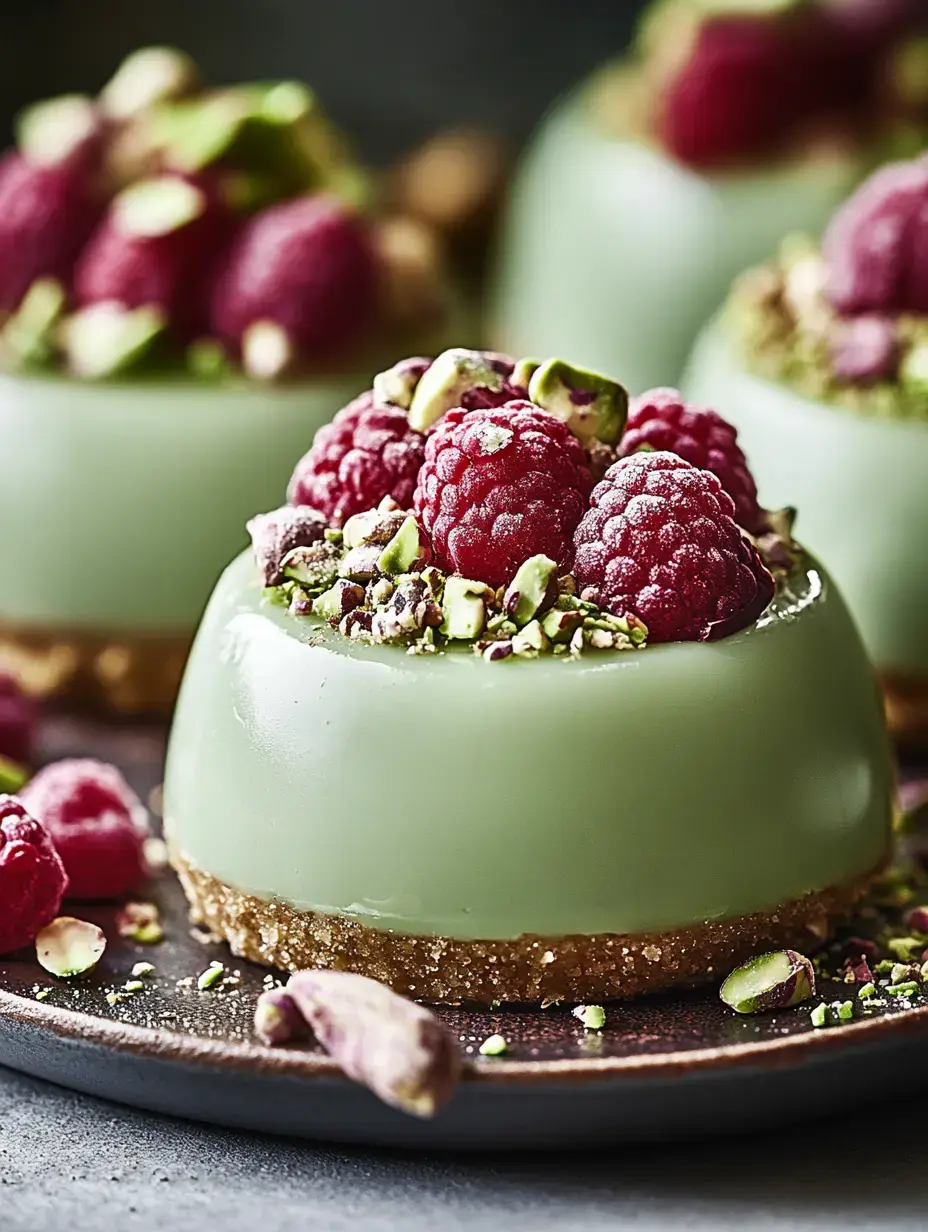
[573,452,774,644]
[823,157,928,316]
[210,194,380,365]
[74,174,233,339]
[0,152,102,314]
[0,795,68,954]
[21,759,149,902]
[288,392,426,524]
[413,402,593,590]
[619,389,765,534]
[0,675,37,766]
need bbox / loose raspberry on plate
[414,402,593,590]
[620,389,765,534]
[573,451,774,644]
[0,152,102,314]
[0,795,68,954]
[210,193,381,373]
[0,674,37,766]
[21,759,150,901]
[288,392,426,524]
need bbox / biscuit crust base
[0,621,190,718]
[173,851,882,1005]
[883,672,928,753]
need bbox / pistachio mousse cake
[686,154,928,746]
[492,0,926,393]
[0,47,449,714]
[162,349,893,1004]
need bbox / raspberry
[74,173,232,340]
[619,389,765,534]
[0,795,67,954]
[21,759,149,901]
[413,402,593,590]
[210,194,380,365]
[573,452,774,644]
[823,157,928,316]
[0,675,37,766]
[0,152,102,314]
[288,392,426,524]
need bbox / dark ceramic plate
[1,717,927,1150]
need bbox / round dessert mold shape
[491,95,860,395]
[0,371,366,634]
[684,322,928,680]
[164,549,893,944]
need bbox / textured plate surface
[0,717,927,1150]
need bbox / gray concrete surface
[1,1066,924,1231]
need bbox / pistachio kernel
[377,516,427,575]
[0,277,67,368]
[36,917,107,979]
[440,576,491,640]
[407,348,506,432]
[528,358,628,447]
[114,176,207,238]
[720,949,816,1014]
[478,1033,508,1057]
[62,303,167,380]
[372,356,431,410]
[100,46,199,120]
[572,1004,606,1030]
[16,94,99,168]
[503,555,558,627]
[510,357,541,391]
[197,962,225,991]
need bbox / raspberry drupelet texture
[620,389,765,534]
[211,194,381,365]
[21,759,149,901]
[0,795,68,954]
[288,392,427,524]
[0,152,102,314]
[573,452,774,644]
[414,402,594,590]
[0,674,37,766]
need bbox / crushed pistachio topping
[572,1004,607,1030]
[197,961,226,991]
[262,497,649,660]
[727,236,928,420]
[478,1033,509,1057]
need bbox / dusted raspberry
[824,158,928,316]
[0,152,102,314]
[288,392,426,524]
[0,795,68,954]
[0,675,37,766]
[657,16,800,168]
[573,452,774,644]
[247,504,328,586]
[74,174,232,339]
[413,402,593,590]
[21,759,149,902]
[210,194,380,365]
[620,389,765,534]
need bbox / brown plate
[0,716,927,1150]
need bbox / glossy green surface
[491,95,860,394]
[0,372,365,633]
[685,324,928,679]
[164,550,893,941]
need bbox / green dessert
[163,349,893,1005]
[0,47,449,714]
[685,154,928,745]
[492,0,926,394]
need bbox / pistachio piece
[280,542,340,592]
[478,1033,508,1057]
[100,46,199,120]
[247,505,327,586]
[254,987,306,1045]
[115,901,163,944]
[720,949,815,1015]
[114,176,207,238]
[503,555,558,626]
[0,756,28,794]
[540,607,585,644]
[809,1002,830,1028]
[529,359,628,448]
[16,94,100,168]
[62,303,167,380]
[377,516,427,575]
[312,580,365,622]
[242,320,296,381]
[407,348,506,432]
[285,969,460,1117]
[342,505,407,549]
[482,640,514,662]
[440,576,490,640]
[572,1005,606,1030]
[0,278,67,368]
[372,356,431,410]
[131,962,155,978]
[901,341,928,394]
[511,619,550,657]
[510,357,541,391]
[337,544,382,583]
[36,917,107,979]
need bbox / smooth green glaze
[684,323,928,679]
[163,550,893,942]
[0,371,365,633]
[490,94,861,394]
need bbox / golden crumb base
[172,850,882,1005]
[0,621,190,717]
[882,673,928,753]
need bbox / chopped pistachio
[572,1004,606,1030]
[36,918,107,979]
[131,962,156,978]
[63,303,167,380]
[407,348,505,432]
[720,950,815,1014]
[377,516,425,575]
[528,358,628,447]
[810,1002,829,1028]
[886,981,920,997]
[123,980,146,993]
[114,176,206,238]
[835,1000,855,1022]
[873,959,896,976]
[197,962,225,991]
[478,1033,508,1057]
[503,555,557,626]
[1,277,67,367]
[540,607,585,644]
[372,356,430,409]
[100,46,199,119]
[511,357,541,390]
[0,755,28,794]
[888,936,923,962]
[440,576,489,640]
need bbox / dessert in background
[685,153,928,746]
[0,46,450,715]
[492,0,926,394]
[163,348,892,1005]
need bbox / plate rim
[3,985,928,1087]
